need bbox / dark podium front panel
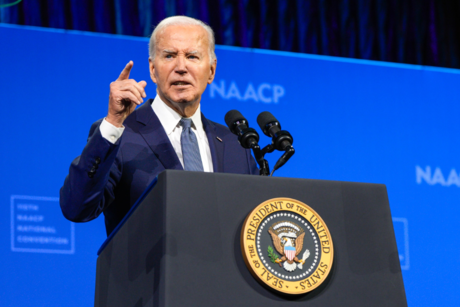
[95,170,407,307]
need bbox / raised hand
[106,61,147,127]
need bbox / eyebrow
[161,49,200,55]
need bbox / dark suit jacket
[60,99,259,235]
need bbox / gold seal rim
[241,197,334,295]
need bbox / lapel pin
[216,136,223,142]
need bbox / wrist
[105,114,124,128]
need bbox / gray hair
[149,16,216,64]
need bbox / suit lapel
[202,114,225,173]
[136,100,183,171]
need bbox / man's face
[149,25,216,113]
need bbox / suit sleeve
[59,119,122,222]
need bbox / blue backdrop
[1,24,459,306]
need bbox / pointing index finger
[117,61,133,80]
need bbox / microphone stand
[250,143,280,176]
[254,142,295,177]
[250,144,270,176]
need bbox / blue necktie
[180,118,204,171]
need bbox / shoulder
[206,119,232,135]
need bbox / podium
[94,170,407,306]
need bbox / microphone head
[225,110,245,126]
[225,110,247,131]
[257,111,280,136]
[224,109,259,148]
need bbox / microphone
[225,110,260,149]
[225,110,270,176]
[257,111,295,175]
[256,111,293,151]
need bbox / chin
[170,94,199,105]
[174,98,192,104]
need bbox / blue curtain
[0,0,457,68]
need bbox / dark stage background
[1,0,460,68]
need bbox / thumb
[138,80,147,88]
[117,61,133,80]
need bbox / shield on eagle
[268,220,308,272]
[284,245,296,261]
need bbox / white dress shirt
[99,95,214,172]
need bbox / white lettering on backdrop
[209,80,285,103]
[416,166,460,187]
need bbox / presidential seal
[241,198,334,295]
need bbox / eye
[165,54,173,59]
[188,55,198,59]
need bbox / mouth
[172,81,191,87]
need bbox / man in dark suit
[60,16,258,235]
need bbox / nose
[175,55,187,75]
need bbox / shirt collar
[151,95,204,138]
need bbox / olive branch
[267,245,279,263]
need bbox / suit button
[88,167,97,178]
[95,157,101,164]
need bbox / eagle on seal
[268,221,308,272]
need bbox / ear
[149,58,158,84]
[207,58,217,84]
